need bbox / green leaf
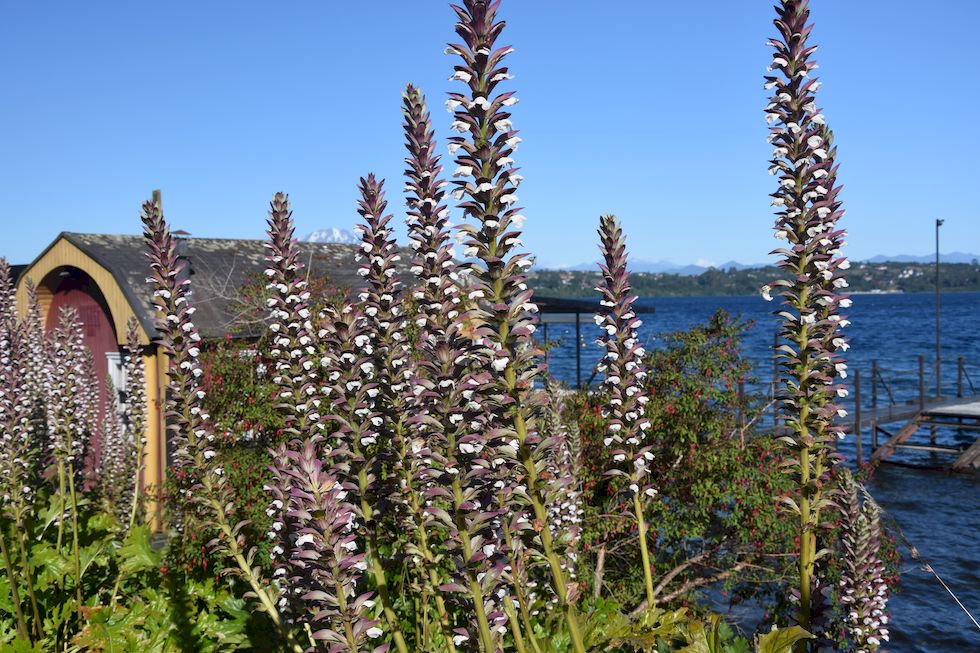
[117,525,161,576]
[755,626,814,653]
[8,635,45,653]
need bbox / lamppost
[935,218,944,398]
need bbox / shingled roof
[51,232,409,340]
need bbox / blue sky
[1,1,977,269]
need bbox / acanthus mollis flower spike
[403,84,458,332]
[100,374,130,524]
[282,439,386,653]
[355,173,409,462]
[350,174,414,653]
[838,472,890,653]
[47,307,93,484]
[140,198,217,496]
[77,347,100,483]
[399,86,507,645]
[595,215,652,487]
[20,281,51,435]
[541,381,584,587]
[399,84,470,650]
[141,196,297,641]
[318,292,413,653]
[765,1,850,643]
[447,4,585,649]
[122,317,147,529]
[265,192,322,439]
[594,214,658,609]
[0,259,39,521]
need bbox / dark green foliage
[574,311,796,608]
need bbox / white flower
[761,285,773,302]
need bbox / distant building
[14,231,395,521]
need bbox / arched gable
[15,235,151,345]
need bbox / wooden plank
[871,418,921,463]
[952,438,980,470]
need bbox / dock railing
[845,355,980,465]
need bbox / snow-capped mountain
[304,228,359,244]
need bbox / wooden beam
[871,418,921,463]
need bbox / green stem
[110,460,147,608]
[633,493,657,610]
[66,471,83,627]
[427,567,457,653]
[0,523,29,641]
[503,596,528,653]
[127,456,145,534]
[15,525,42,640]
[399,421,458,653]
[513,579,544,653]
[512,401,587,653]
[357,467,409,653]
[210,493,304,653]
[449,478,497,653]
[501,524,543,653]
[56,459,65,551]
[334,578,360,651]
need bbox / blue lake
[543,291,980,651]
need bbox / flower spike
[765,1,851,643]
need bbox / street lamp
[935,218,944,398]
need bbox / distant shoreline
[528,262,980,299]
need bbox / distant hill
[866,252,979,264]
[529,260,980,298]
[562,259,765,275]
[305,228,359,244]
[543,253,980,276]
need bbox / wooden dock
[842,394,980,470]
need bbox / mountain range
[543,252,980,276]
[303,228,977,276]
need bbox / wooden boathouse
[13,230,405,523]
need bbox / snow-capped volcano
[304,228,359,244]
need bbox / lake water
[542,291,980,651]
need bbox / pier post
[918,355,925,411]
[575,312,581,389]
[854,369,862,466]
[871,360,878,408]
[871,421,878,451]
[958,356,964,398]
